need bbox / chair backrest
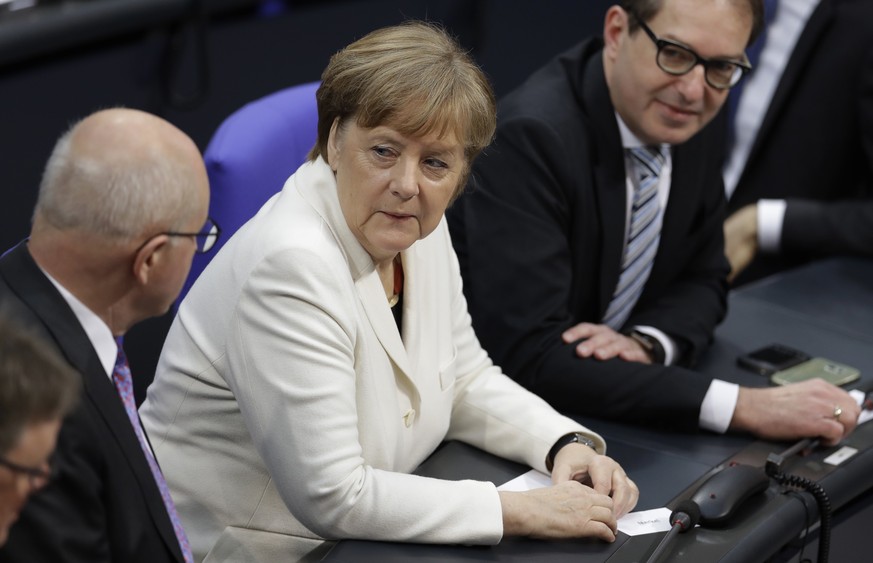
[180,81,320,303]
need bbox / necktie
[602,146,666,330]
[112,337,194,563]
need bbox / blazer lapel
[581,51,628,314]
[0,243,184,562]
[356,263,413,378]
[388,237,434,402]
[746,1,832,175]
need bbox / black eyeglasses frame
[634,15,751,90]
[153,216,222,254]
[0,455,55,488]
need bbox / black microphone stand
[643,500,701,563]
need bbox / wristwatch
[545,432,597,472]
[627,329,666,364]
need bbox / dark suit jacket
[0,243,183,563]
[447,39,729,431]
[724,0,873,285]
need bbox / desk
[735,257,873,343]
[323,258,873,562]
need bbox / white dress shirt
[41,266,116,378]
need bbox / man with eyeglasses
[448,0,860,441]
[0,108,217,563]
[0,316,79,546]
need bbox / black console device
[690,463,770,527]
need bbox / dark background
[0,0,612,399]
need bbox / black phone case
[736,344,810,376]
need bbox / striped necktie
[112,337,194,563]
[602,146,666,330]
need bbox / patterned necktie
[112,337,194,563]
[602,146,666,330]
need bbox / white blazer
[141,158,604,563]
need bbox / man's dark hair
[621,0,765,46]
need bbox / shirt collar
[40,267,117,378]
[615,112,669,153]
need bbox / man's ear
[132,234,169,285]
[603,5,629,59]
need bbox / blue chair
[180,81,320,303]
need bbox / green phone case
[770,357,861,387]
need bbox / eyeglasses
[0,455,55,490]
[635,16,751,90]
[163,216,222,254]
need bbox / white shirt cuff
[757,199,787,253]
[633,326,677,366]
[699,379,739,433]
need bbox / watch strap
[627,329,666,364]
[545,432,597,472]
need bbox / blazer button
[403,409,416,427]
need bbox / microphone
[670,499,702,530]
[644,500,701,563]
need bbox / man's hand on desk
[498,446,638,542]
[562,322,652,364]
[730,378,861,446]
[724,203,758,282]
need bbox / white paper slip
[498,469,673,536]
[617,507,673,536]
[849,390,873,425]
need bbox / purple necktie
[112,337,194,563]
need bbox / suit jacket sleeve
[781,43,873,257]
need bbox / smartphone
[736,344,811,376]
[771,357,861,387]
